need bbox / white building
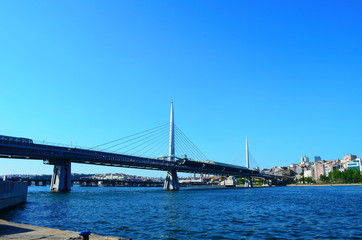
[304,169,313,178]
[347,159,362,172]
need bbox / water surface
[1,185,362,239]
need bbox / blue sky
[0,1,361,177]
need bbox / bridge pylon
[163,169,179,190]
[244,137,253,188]
[47,160,72,192]
[244,176,253,188]
[164,101,180,190]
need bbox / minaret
[168,101,175,160]
[246,136,249,168]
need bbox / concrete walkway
[0,219,130,240]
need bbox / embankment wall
[0,181,28,210]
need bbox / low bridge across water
[0,103,277,192]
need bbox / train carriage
[0,135,33,144]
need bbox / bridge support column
[244,176,253,188]
[264,179,272,186]
[163,169,179,190]
[50,160,71,192]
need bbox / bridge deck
[0,140,272,178]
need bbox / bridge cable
[113,128,169,155]
[109,126,167,153]
[174,129,203,160]
[174,128,200,159]
[140,133,169,158]
[99,124,169,152]
[131,131,168,156]
[101,123,168,152]
[89,123,168,150]
[249,152,259,169]
[175,130,207,161]
[175,125,208,160]
[174,125,209,161]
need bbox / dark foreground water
[1,185,362,239]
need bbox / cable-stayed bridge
[0,103,273,192]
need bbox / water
[1,185,362,239]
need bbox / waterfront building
[332,164,343,171]
[324,164,333,176]
[268,167,295,177]
[347,159,362,172]
[279,154,361,181]
[315,164,326,179]
[344,154,357,162]
[304,169,313,178]
[301,155,309,164]
[311,166,316,178]
[294,166,303,175]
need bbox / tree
[343,168,361,183]
[328,168,361,183]
[351,168,361,183]
[330,170,342,183]
[319,174,329,183]
[303,177,314,184]
[237,178,245,185]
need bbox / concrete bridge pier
[49,160,71,192]
[264,179,272,186]
[244,176,253,188]
[163,169,179,190]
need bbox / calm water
[1,185,362,239]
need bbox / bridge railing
[32,140,168,160]
[33,140,87,149]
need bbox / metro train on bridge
[0,135,33,144]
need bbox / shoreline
[0,219,130,240]
[286,183,362,187]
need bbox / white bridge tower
[245,136,253,188]
[163,101,179,190]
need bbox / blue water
[1,185,362,239]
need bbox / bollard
[79,230,91,240]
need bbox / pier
[0,219,130,240]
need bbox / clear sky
[0,1,361,177]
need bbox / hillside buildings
[267,154,362,181]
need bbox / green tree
[330,170,342,183]
[319,174,329,183]
[237,178,245,185]
[351,168,361,183]
[343,168,361,183]
[328,168,361,183]
[303,177,314,183]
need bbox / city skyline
[1,1,361,177]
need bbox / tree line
[320,168,362,183]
